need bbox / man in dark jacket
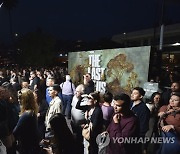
[83,73,94,94]
[130,87,150,154]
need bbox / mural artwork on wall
[68,46,151,95]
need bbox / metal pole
[159,24,164,50]
[159,0,165,50]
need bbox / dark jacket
[161,90,171,106]
[13,111,40,153]
[84,80,94,94]
[76,99,103,154]
[130,101,150,137]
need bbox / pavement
[65,117,73,133]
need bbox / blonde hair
[20,89,38,115]
[76,84,85,94]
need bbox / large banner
[68,46,151,95]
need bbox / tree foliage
[3,0,18,10]
[18,30,56,66]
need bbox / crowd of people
[0,67,180,154]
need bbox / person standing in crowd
[130,87,150,154]
[145,92,162,154]
[22,69,29,82]
[60,75,75,119]
[101,92,114,129]
[107,93,139,154]
[10,77,21,92]
[0,70,8,86]
[0,87,8,154]
[83,73,94,94]
[2,82,20,154]
[71,84,87,154]
[0,86,17,154]
[21,78,29,89]
[161,81,180,105]
[13,88,40,154]
[45,84,63,132]
[1,82,20,132]
[36,70,46,99]
[43,113,77,154]
[29,71,40,91]
[76,91,103,154]
[130,87,150,137]
[46,77,55,105]
[157,92,180,154]
[33,90,48,140]
[146,92,162,113]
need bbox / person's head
[19,88,38,114]
[2,82,18,103]
[48,84,60,98]
[151,92,161,104]
[83,73,92,84]
[113,93,131,114]
[0,71,4,77]
[21,78,29,89]
[87,91,100,106]
[0,86,10,102]
[49,113,69,135]
[103,92,113,104]
[30,71,36,78]
[169,92,180,108]
[65,75,71,81]
[46,77,55,87]
[131,87,145,101]
[21,82,29,89]
[36,71,42,78]
[171,82,180,92]
[75,84,85,98]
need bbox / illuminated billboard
[68,46,151,95]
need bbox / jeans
[157,131,180,154]
[62,94,73,118]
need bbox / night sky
[0,0,180,43]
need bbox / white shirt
[60,81,75,95]
[71,96,88,125]
[45,96,63,130]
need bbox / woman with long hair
[158,92,180,154]
[0,86,11,152]
[13,89,40,154]
[76,91,103,154]
[145,92,162,153]
[43,113,77,154]
[34,90,48,140]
